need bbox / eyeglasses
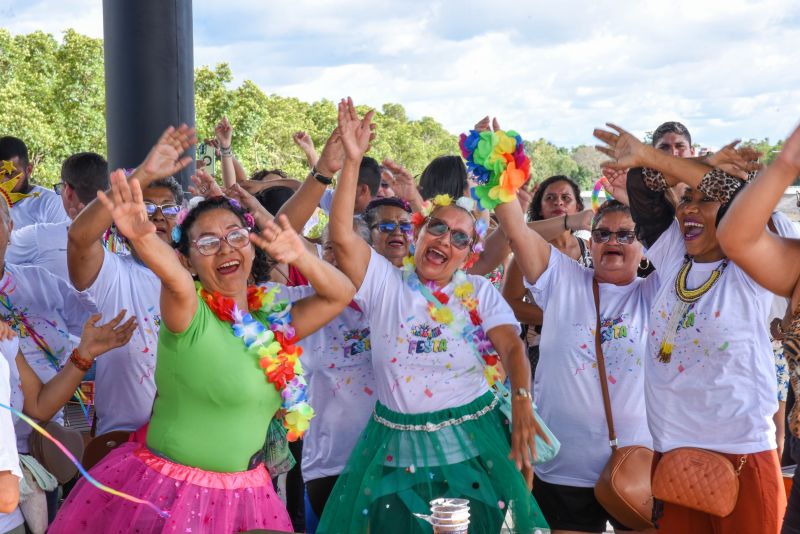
[144,201,182,219]
[425,217,472,250]
[53,182,66,195]
[372,221,413,234]
[591,229,637,244]
[191,227,251,256]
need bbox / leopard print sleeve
[696,168,746,204]
[641,167,668,192]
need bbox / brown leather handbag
[652,448,746,517]
[591,279,655,530]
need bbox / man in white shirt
[67,126,195,435]
[7,152,108,281]
[0,136,70,229]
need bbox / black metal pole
[103,0,195,191]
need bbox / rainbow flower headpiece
[459,129,530,210]
[409,194,488,269]
[0,160,39,208]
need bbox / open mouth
[216,259,241,275]
[602,248,624,260]
[683,220,704,241]
[387,236,406,248]
[424,247,448,265]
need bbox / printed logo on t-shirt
[343,327,371,357]
[407,323,448,354]
[600,314,629,343]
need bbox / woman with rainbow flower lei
[51,164,355,532]
[318,98,550,533]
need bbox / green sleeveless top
[146,294,282,472]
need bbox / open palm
[594,124,646,170]
[97,170,156,241]
[338,97,375,160]
[778,122,800,171]
[140,125,197,183]
[250,215,305,265]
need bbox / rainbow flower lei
[401,256,502,386]
[199,283,313,441]
[459,129,530,210]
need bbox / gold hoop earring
[639,257,651,271]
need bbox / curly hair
[172,196,272,282]
[528,175,584,222]
[591,199,631,230]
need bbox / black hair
[61,152,108,204]
[254,186,295,216]
[652,121,692,147]
[250,168,290,181]
[419,155,468,200]
[0,136,29,166]
[172,196,272,283]
[528,175,584,222]
[148,176,184,204]
[363,197,412,228]
[591,200,631,230]
[359,157,381,197]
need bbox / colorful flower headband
[171,196,256,244]
[459,129,530,210]
[409,194,487,269]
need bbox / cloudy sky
[2,0,799,148]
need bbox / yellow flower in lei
[429,305,454,325]
[454,281,475,300]
[432,194,452,207]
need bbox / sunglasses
[192,227,251,256]
[425,217,472,250]
[591,229,637,245]
[144,201,182,219]
[372,221,413,234]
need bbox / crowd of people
[0,97,798,534]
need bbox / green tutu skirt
[317,390,550,533]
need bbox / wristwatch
[513,387,531,400]
[310,166,333,185]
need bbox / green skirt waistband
[373,390,497,428]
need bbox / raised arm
[97,172,197,333]
[718,123,800,298]
[250,215,354,340]
[215,117,236,189]
[502,258,544,326]
[330,98,376,289]
[292,131,319,170]
[16,312,136,421]
[494,200,552,287]
[68,125,196,290]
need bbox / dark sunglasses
[425,217,472,250]
[191,227,251,256]
[372,221,413,234]
[53,182,66,195]
[144,201,182,219]
[591,229,637,244]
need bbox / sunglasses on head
[192,227,251,256]
[372,221,413,234]
[144,201,182,219]
[591,229,637,245]
[425,217,472,250]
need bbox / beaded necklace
[657,255,728,363]
[199,283,313,440]
[401,256,502,385]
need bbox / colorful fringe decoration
[459,130,530,210]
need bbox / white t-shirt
[645,221,777,454]
[0,336,24,533]
[84,249,161,434]
[355,249,519,414]
[767,212,800,325]
[289,285,376,482]
[10,185,70,229]
[526,247,656,487]
[0,264,92,451]
[7,220,71,282]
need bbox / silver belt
[372,396,498,432]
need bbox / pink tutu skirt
[49,442,292,533]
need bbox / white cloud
[3,0,800,148]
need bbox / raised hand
[473,116,502,132]
[77,310,138,361]
[777,122,800,173]
[250,214,305,264]
[338,97,375,161]
[215,117,233,148]
[0,320,16,341]
[705,140,761,180]
[315,128,344,177]
[138,125,197,184]
[600,167,630,206]
[189,169,224,198]
[96,170,155,242]
[594,123,648,170]
[292,131,316,157]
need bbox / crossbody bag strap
[592,278,618,450]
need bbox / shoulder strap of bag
[592,278,618,451]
